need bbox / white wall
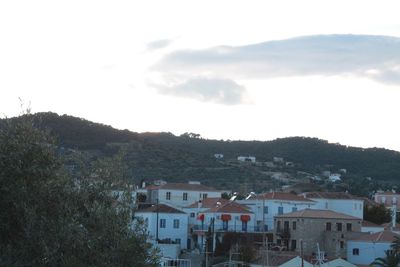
[157,189,221,208]
[361,226,385,233]
[238,199,315,230]
[135,212,189,250]
[347,240,391,265]
[310,199,364,219]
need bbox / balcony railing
[191,224,268,233]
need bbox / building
[301,192,364,219]
[238,192,316,231]
[321,258,357,267]
[250,255,313,267]
[237,156,256,163]
[361,220,385,233]
[274,209,362,258]
[135,204,189,250]
[145,181,221,208]
[374,191,400,209]
[347,230,400,266]
[190,200,255,251]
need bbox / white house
[321,258,357,267]
[145,182,221,208]
[191,201,255,251]
[346,230,400,266]
[301,192,364,219]
[250,255,313,267]
[182,197,230,227]
[328,173,342,182]
[135,204,189,250]
[361,220,385,233]
[238,192,316,231]
[214,153,224,159]
[237,156,256,163]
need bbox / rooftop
[185,198,230,209]
[145,182,220,192]
[362,220,383,228]
[275,209,360,220]
[302,191,362,200]
[136,204,185,214]
[252,192,314,202]
[205,201,253,214]
[350,230,400,243]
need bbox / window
[242,221,248,232]
[352,248,359,255]
[326,222,331,231]
[292,207,297,212]
[284,221,289,231]
[173,219,180,229]
[183,192,188,201]
[336,223,342,231]
[277,221,281,231]
[292,221,296,230]
[277,239,282,246]
[202,193,208,200]
[340,241,344,249]
[264,224,268,231]
[190,212,195,218]
[223,220,228,230]
[278,206,284,215]
[264,206,268,214]
[291,240,297,250]
[346,223,352,231]
[175,238,181,244]
[166,192,171,200]
[160,219,166,228]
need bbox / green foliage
[0,115,158,266]
[3,112,400,193]
[372,250,400,267]
[364,204,392,225]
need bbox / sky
[1,0,400,151]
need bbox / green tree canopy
[0,115,158,266]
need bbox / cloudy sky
[1,0,400,151]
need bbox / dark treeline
[3,112,400,189]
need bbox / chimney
[392,197,397,229]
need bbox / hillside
[2,112,400,195]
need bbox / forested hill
[3,112,400,192]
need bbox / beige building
[274,209,362,259]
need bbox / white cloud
[152,77,246,105]
[154,34,400,85]
[146,39,173,51]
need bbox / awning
[197,214,205,221]
[240,214,251,222]
[221,214,232,221]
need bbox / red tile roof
[275,209,360,220]
[302,191,361,200]
[185,198,229,208]
[351,230,400,242]
[145,183,220,192]
[205,201,253,214]
[136,204,185,214]
[362,220,382,228]
[253,192,314,202]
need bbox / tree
[0,114,159,266]
[364,204,392,225]
[371,250,400,267]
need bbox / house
[135,204,189,250]
[347,230,400,266]
[301,192,364,219]
[321,258,357,267]
[250,255,313,267]
[274,209,362,258]
[238,192,315,231]
[214,153,224,159]
[374,191,400,209]
[361,220,385,233]
[145,181,221,208]
[191,200,254,251]
[273,157,284,163]
[182,197,230,227]
[328,173,342,182]
[238,156,256,163]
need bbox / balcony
[191,224,268,233]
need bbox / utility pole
[156,198,159,242]
[300,239,304,267]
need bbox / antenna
[229,192,238,201]
[245,192,256,200]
